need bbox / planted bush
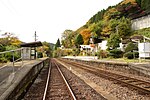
[0,57,8,63]
[125,42,138,52]
[5,52,20,62]
[37,52,43,58]
[4,45,20,62]
[97,50,108,59]
[109,49,123,58]
[124,51,139,59]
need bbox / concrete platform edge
[0,57,49,100]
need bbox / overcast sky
[0,0,122,43]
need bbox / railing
[0,48,23,72]
[0,48,24,88]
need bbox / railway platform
[63,56,150,77]
[0,57,49,100]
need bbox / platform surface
[0,59,39,97]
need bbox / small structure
[139,42,150,58]
[80,45,95,56]
[131,35,150,59]
[98,40,108,50]
[20,41,42,60]
[80,45,92,51]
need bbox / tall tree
[117,17,131,39]
[42,41,53,57]
[107,33,121,49]
[0,32,22,46]
[74,34,84,47]
[80,29,91,45]
[61,30,76,48]
[136,0,142,6]
[54,38,61,50]
[141,0,150,11]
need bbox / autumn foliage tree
[0,32,22,46]
[61,30,76,48]
[80,29,91,45]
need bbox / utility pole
[34,31,38,59]
[34,31,38,42]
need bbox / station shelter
[20,41,42,60]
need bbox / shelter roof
[20,41,42,47]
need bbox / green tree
[88,21,103,37]
[5,45,20,62]
[125,42,138,52]
[54,38,61,50]
[136,28,150,38]
[72,48,80,56]
[0,32,22,46]
[141,0,150,11]
[88,9,105,24]
[107,33,121,49]
[117,17,131,39]
[136,0,142,6]
[61,30,76,48]
[0,44,5,52]
[74,34,84,47]
[42,41,53,57]
[109,18,119,33]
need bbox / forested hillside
[74,0,150,45]
[60,0,150,59]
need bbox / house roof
[130,35,143,40]
[20,41,43,47]
[121,39,132,44]
[121,35,143,44]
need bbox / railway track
[59,58,150,95]
[23,59,106,100]
[43,59,76,100]
[23,59,76,100]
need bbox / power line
[0,0,13,14]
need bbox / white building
[80,45,94,51]
[138,43,150,58]
[80,45,95,56]
[98,40,108,50]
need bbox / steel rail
[42,62,51,100]
[82,66,150,94]
[60,59,150,94]
[54,60,77,100]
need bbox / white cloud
[0,0,122,43]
